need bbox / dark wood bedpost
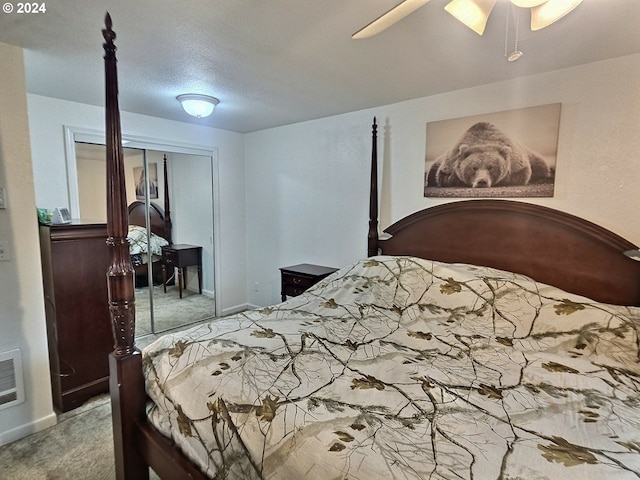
[367,117,379,257]
[103,13,149,480]
[163,154,172,243]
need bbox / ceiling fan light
[444,0,498,35]
[530,0,583,30]
[510,0,547,7]
[177,94,219,118]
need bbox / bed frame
[102,15,640,479]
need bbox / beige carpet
[0,394,159,480]
[135,284,216,336]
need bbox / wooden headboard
[367,118,640,306]
[128,201,166,240]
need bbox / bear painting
[426,122,554,190]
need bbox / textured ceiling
[1,0,639,133]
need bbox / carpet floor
[0,394,161,480]
[135,284,217,336]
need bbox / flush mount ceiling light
[352,0,582,38]
[177,94,219,118]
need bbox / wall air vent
[0,349,25,410]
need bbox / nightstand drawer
[279,264,338,301]
[283,284,308,298]
[162,244,200,266]
[281,272,317,289]
[162,248,178,265]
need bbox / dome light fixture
[176,94,219,118]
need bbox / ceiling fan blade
[352,0,432,39]
[530,0,583,30]
[444,0,497,35]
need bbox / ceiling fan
[352,0,583,39]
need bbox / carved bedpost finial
[102,13,116,55]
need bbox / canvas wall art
[134,163,159,200]
[424,104,561,198]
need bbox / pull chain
[508,5,523,61]
[504,4,510,57]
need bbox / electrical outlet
[0,241,9,261]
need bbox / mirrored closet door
[74,142,217,337]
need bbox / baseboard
[244,303,262,311]
[0,412,57,447]
[221,303,251,317]
[184,287,214,298]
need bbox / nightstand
[162,244,202,298]
[280,263,338,301]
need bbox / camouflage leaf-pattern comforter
[143,256,640,479]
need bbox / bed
[127,157,172,286]
[102,15,640,480]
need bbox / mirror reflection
[74,142,216,337]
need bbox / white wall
[0,43,56,445]
[27,94,248,313]
[76,147,148,223]
[245,120,371,305]
[170,151,216,294]
[245,53,640,307]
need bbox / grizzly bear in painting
[427,122,552,188]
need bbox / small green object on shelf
[37,207,52,225]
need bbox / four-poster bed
[103,15,640,480]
